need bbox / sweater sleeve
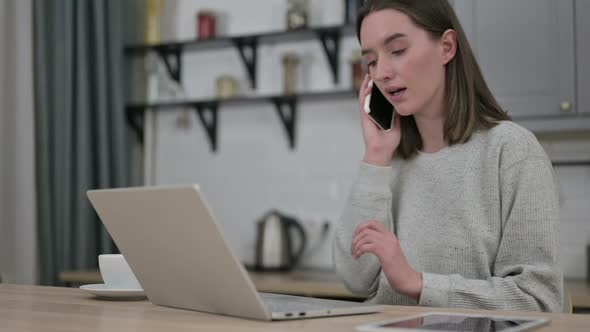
[333,162,394,296]
[418,156,564,312]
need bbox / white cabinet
[454,0,575,118]
[577,0,590,114]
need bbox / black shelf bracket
[126,107,145,144]
[193,102,219,152]
[233,37,259,89]
[156,45,183,83]
[316,28,341,84]
[270,96,298,149]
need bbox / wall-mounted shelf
[126,89,358,151]
[551,160,590,167]
[125,24,356,88]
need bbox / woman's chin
[394,107,414,117]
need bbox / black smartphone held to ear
[364,80,395,131]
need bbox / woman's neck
[414,84,448,153]
[413,89,448,153]
[414,114,447,153]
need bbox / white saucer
[80,284,147,300]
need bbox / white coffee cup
[98,254,142,290]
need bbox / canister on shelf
[282,53,301,95]
[197,10,217,40]
[286,0,309,30]
[216,75,238,99]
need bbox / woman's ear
[441,29,457,65]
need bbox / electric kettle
[254,210,307,271]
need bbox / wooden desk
[1,284,589,331]
[59,270,590,308]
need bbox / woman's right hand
[358,74,401,166]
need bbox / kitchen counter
[59,270,590,309]
[59,269,364,301]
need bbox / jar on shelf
[349,49,364,91]
[282,53,301,95]
[197,10,217,40]
[286,0,309,30]
[216,75,238,99]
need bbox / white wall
[149,0,590,276]
[149,0,360,268]
[0,0,37,284]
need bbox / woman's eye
[367,61,376,67]
[392,49,406,55]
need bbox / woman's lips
[388,88,406,103]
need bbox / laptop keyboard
[260,292,364,313]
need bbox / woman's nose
[374,60,394,82]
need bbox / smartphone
[364,80,395,131]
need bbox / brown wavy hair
[357,0,511,159]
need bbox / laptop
[87,184,383,320]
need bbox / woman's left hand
[351,220,423,300]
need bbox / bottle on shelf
[145,0,163,44]
[282,53,301,95]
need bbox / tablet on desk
[356,312,549,332]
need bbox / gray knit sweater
[333,121,564,312]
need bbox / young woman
[333,0,563,312]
